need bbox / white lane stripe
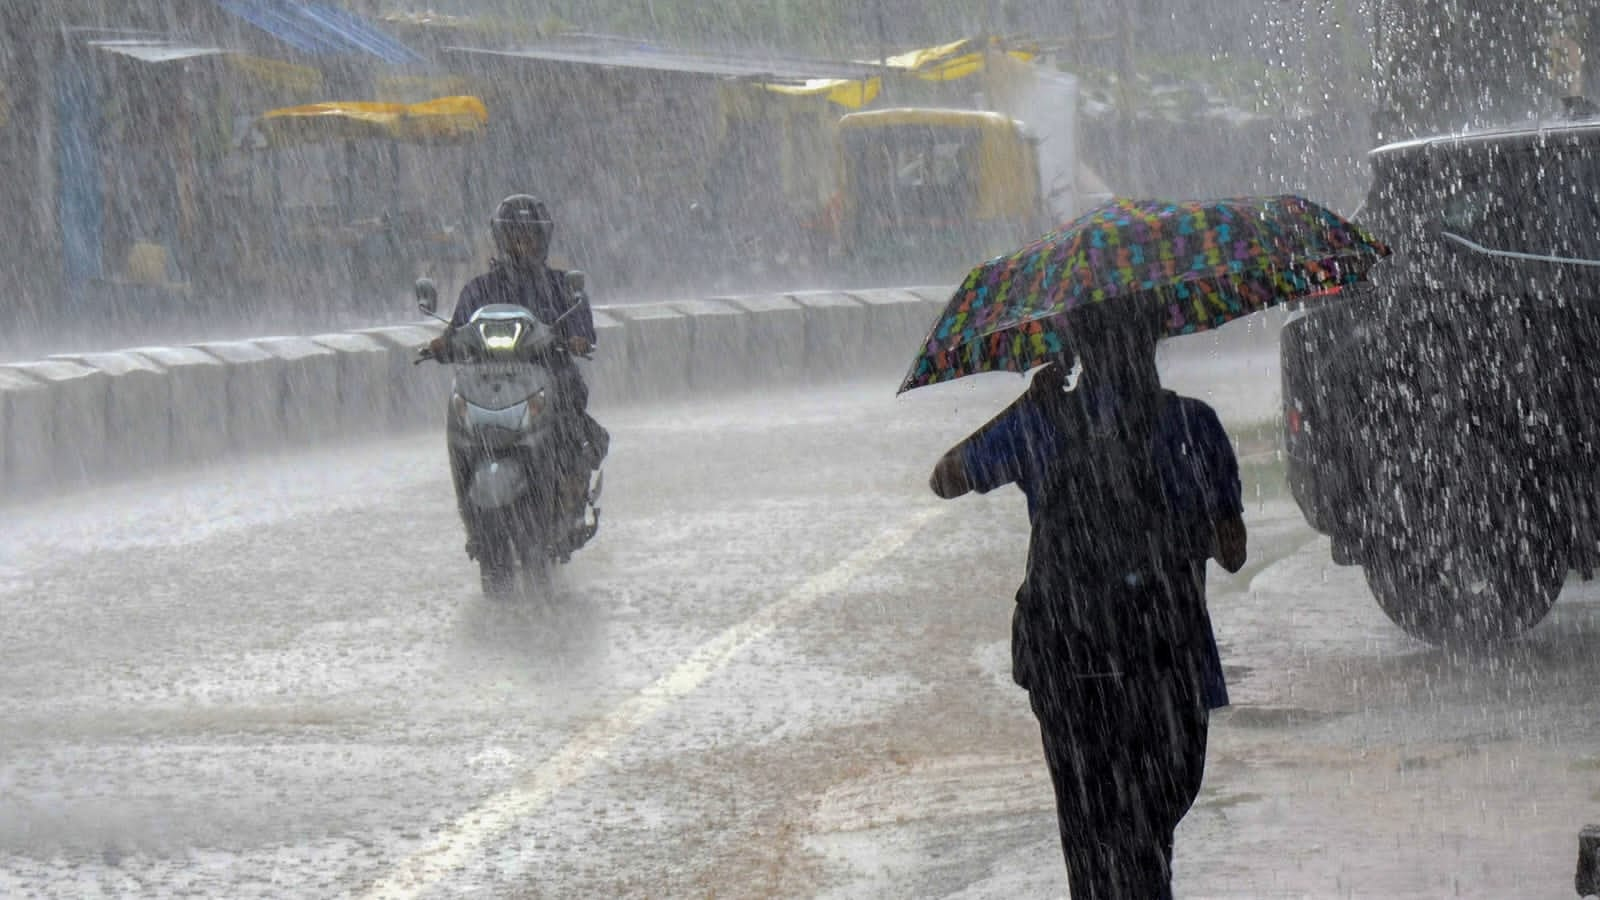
[361,505,947,900]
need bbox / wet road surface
[3,353,1598,899]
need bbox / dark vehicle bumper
[1279,302,1372,542]
[1285,448,1338,537]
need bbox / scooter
[414,275,603,596]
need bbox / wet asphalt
[2,349,1598,899]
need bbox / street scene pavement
[2,348,1597,899]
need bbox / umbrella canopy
[898,195,1390,393]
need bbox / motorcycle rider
[428,194,610,559]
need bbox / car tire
[1361,489,1565,646]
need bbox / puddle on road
[1221,705,1349,729]
[809,754,1052,835]
[802,753,1060,900]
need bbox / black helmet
[491,194,553,263]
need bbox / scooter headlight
[520,389,548,431]
[477,320,525,353]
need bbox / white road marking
[361,505,948,899]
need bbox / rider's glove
[567,336,593,356]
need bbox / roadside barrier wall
[0,288,937,501]
[0,287,1285,503]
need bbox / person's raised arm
[449,276,483,330]
[1193,401,1247,572]
[429,280,481,358]
[929,387,1041,500]
[1211,516,1248,573]
[929,446,973,498]
[564,291,597,345]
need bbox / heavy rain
[3,1,1600,898]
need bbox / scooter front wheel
[475,512,517,599]
[479,556,515,598]
[511,498,555,596]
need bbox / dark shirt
[450,261,597,344]
[961,388,1243,526]
[961,387,1241,709]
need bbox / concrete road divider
[255,336,343,445]
[352,323,447,429]
[846,288,939,364]
[902,285,955,341]
[790,291,873,379]
[904,285,955,305]
[0,359,109,490]
[193,341,285,453]
[671,299,751,393]
[310,332,393,432]
[724,295,806,385]
[5,283,1202,502]
[608,305,691,402]
[0,366,44,496]
[578,308,629,409]
[48,351,172,480]
[131,345,232,465]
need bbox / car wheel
[1362,489,1564,646]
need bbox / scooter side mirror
[415,277,439,315]
[564,270,586,297]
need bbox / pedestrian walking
[900,193,1386,897]
[930,311,1246,898]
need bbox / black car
[1281,116,1600,644]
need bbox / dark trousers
[1029,671,1208,900]
[548,360,608,471]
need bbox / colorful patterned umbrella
[897,195,1390,393]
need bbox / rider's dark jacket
[448,259,597,426]
[449,259,597,345]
